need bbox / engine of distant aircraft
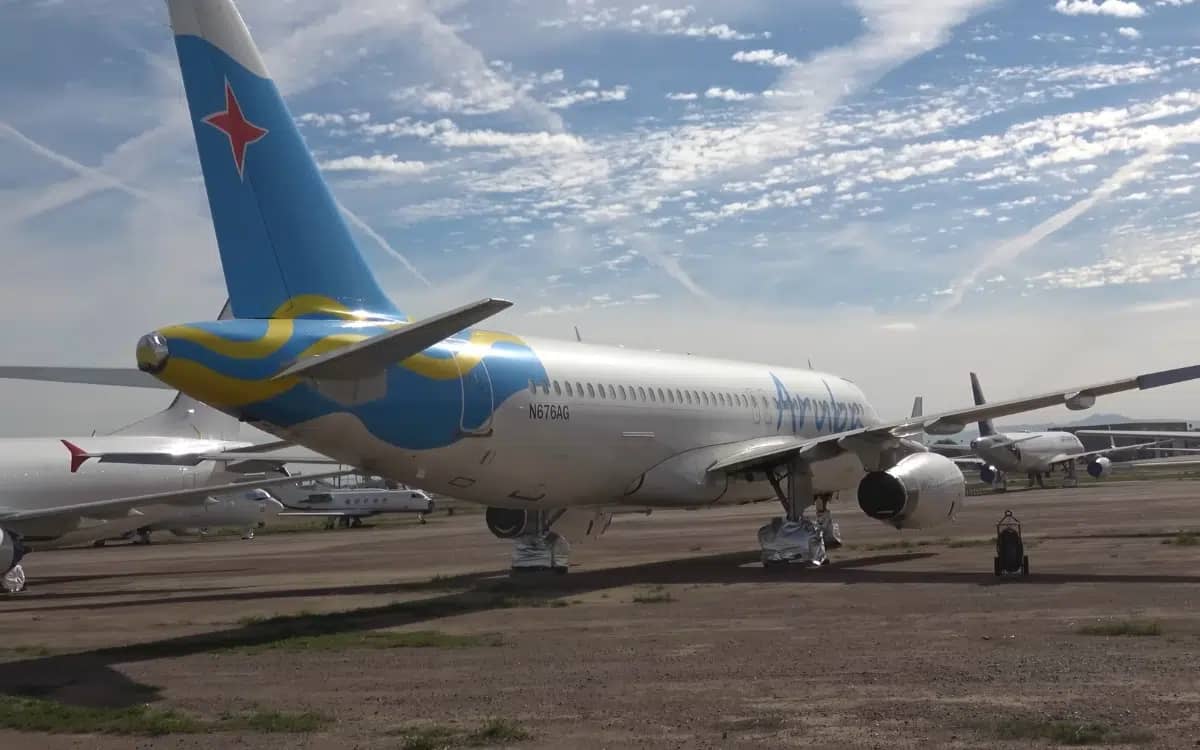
[0,529,25,574]
[1086,456,1112,478]
[857,452,964,529]
[979,465,997,484]
[485,507,534,539]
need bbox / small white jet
[274,479,435,528]
[0,370,340,591]
[949,373,1169,490]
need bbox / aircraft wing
[1044,439,1173,465]
[950,456,984,466]
[0,366,171,389]
[278,511,381,517]
[708,363,1200,475]
[0,470,347,524]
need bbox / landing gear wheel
[1021,555,1030,577]
[993,557,1001,577]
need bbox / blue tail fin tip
[169,0,401,320]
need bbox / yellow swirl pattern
[162,296,407,360]
[403,330,527,380]
[158,359,298,408]
[158,294,529,395]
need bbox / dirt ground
[1,480,1199,749]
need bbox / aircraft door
[452,339,495,435]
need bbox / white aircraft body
[274,481,435,527]
[952,373,1173,490]
[0,383,339,589]
[96,489,282,545]
[16,0,1200,576]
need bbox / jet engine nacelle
[858,452,964,529]
[485,507,533,539]
[979,465,997,484]
[0,529,24,574]
[1086,456,1112,478]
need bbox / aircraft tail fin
[910,396,923,419]
[168,0,400,320]
[108,393,241,440]
[970,372,996,437]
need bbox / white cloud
[320,154,428,175]
[546,85,630,110]
[1053,0,1146,18]
[704,87,757,102]
[1117,26,1142,38]
[666,92,699,101]
[435,129,587,155]
[1128,300,1193,313]
[732,49,797,67]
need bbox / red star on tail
[203,80,268,179]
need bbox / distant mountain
[999,412,1134,431]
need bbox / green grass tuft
[0,697,205,735]
[219,709,330,733]
[989,716,1152,745]
[632,585,675,604]
[1076,619,1161,637]
[1162,532,1199,546]
[466,717,532,745]
[394,718,531,749]
[0,696,330,736]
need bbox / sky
[2,0,1200,436]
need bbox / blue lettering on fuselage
[769,372,865,435]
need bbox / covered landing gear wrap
[1,564,25,594]
[1061,461,1078,489]
[759,462,832,568]
[487,508,571,574]
[511,529,570,574]
[1,529,26,594]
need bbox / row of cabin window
[528,379,771,409]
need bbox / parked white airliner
[0,373,339,590]
[945,373,1169,490]
[17,0,1200,576]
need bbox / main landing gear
[510,510,570,575]
[1061,461,1078,489]
[1,565,25,594]
[758,460,837,568]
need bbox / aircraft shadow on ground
[3,548,1200,708]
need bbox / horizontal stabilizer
[0,366,171,389]
[60,440,337,473]
[275,297,512,381]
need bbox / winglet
[61,439,92,473]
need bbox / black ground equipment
[993,510,1029,577]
